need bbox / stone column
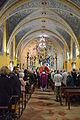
[2,21,7,66]
[63,45,66,69]
[69,36,73,71]
[13,34,17,66]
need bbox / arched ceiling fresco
[0,0,80,55]
[0,0,7,9]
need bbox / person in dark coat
[8,66,21,118]
[29,70,35,85]
[36,69,40,88]
[71,69,77,86]
[47,72,51,88]
[77,70,80,86]
[23,69,29,81]
[66,72,74,86]
[10,66,21,97]
[0,66,12,115]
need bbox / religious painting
[0,29,3,53]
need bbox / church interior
[0,0,80,120]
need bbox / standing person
[0,66,12,116]
[72,69,77,86]
[19,72,26,92]
[36,69,40,89]
[66,72,74,86]
[23,69,30,93]
[77,69,80,86]
[62,70,67,86]
[10,66,21,98]
[47,72,51,88]
[23,69,29,81]
[9,66,21,118]
[54,70,62,102]
[51,70,56,82]
[29,70,35,85]
[40,70,48,91]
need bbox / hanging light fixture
[39,35,46,49]
[40,35,45,42]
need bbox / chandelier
[38,35,46,49]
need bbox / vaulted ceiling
[0,0,80,55]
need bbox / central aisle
[20,87,80,120]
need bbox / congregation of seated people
[0,65,80,119]
[0,66,37,119]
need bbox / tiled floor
[20,87,80,120]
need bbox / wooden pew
[60,86,80,109]
[0,106,8,120]
[10,95,21,119]
[20,91,27,114]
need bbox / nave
[20,87,80,120]
[0,0,80,119]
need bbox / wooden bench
[23,81,37,104]
[20,91,27,114]
[60,86,80,109]
[10,95,21,119]
[0,106,8,120]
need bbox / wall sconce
[76,49,80,57]
[72,61,76,69]
[6,48,9,55]
[16,54,17,59]
[10,61,14,71]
